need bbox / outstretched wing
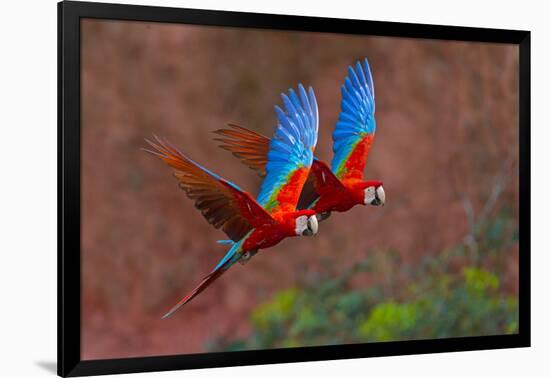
[256,84,319,214]
[145,136,274,241]
[331,59,376,181]
[213,124,270,177]
[215,125,344,209]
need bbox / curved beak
[308,215,319,236]
[374,186,385,206]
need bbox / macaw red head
[292,209,319,236]
[360,180,385,206]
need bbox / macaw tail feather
[162,268,226,319]
[162,241,245,319]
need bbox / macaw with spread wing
[214,59,385,222]
[145,84,319,318]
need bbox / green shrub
[207,211,518,351]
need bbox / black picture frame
[58,1,531,376]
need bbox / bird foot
[239,250,258,265]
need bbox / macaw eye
[364,187,376,205]
[295,215,308,236]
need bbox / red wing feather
[145,136,274,241]
[297,160,344,209]
[310,160,344,195]
[213,124,270,177]
[336,134,375,182]
[296,172,319,210]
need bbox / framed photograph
[58,1,530,376]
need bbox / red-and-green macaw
[145,84,319,318]
[214,59,385,222]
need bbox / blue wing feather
[256,84,319,210]
[331,59,376,176]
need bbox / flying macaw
[213,59,385,222]
[145,84,319,318]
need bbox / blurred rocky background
[81,19,519,359]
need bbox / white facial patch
[364,187,376,205]
[295,215,308,236]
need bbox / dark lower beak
[371,198,383,206]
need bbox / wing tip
[143,136,169,158]
[141,146,163,157]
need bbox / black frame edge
[61,0,527,43]
[67,334,527,377]
[58,1,531,376]
[59,1,83,376]
[518,32,531,346]
[57,2,63,375]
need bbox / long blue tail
[162,241,243,319]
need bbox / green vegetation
[206,210,518,351]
